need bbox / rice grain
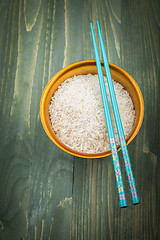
[49,74,135,153]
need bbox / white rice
[49,74,135,154]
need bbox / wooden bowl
[40,60,144,158]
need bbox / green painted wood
[0,0,74,239]
[0,0,160,239]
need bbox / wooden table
[0,0,159,239]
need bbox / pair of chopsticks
[90,21,139,207]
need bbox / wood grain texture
[0,0,73,239]
[0,0,159,239]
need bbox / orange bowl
[40,60,144,158]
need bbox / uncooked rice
[49,74,135,154]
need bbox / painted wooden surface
[0,0,159,239]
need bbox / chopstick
[91,21,139,205]
[90,23,127,208]
[96,21,139,205]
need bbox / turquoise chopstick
[90,23,127,208]
[96,21,139,205]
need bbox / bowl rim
[40,60,144,158]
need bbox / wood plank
[71,0,123,239]
[121,0,160,239]
[0,0,74,239]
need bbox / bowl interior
[40,61,144,158]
